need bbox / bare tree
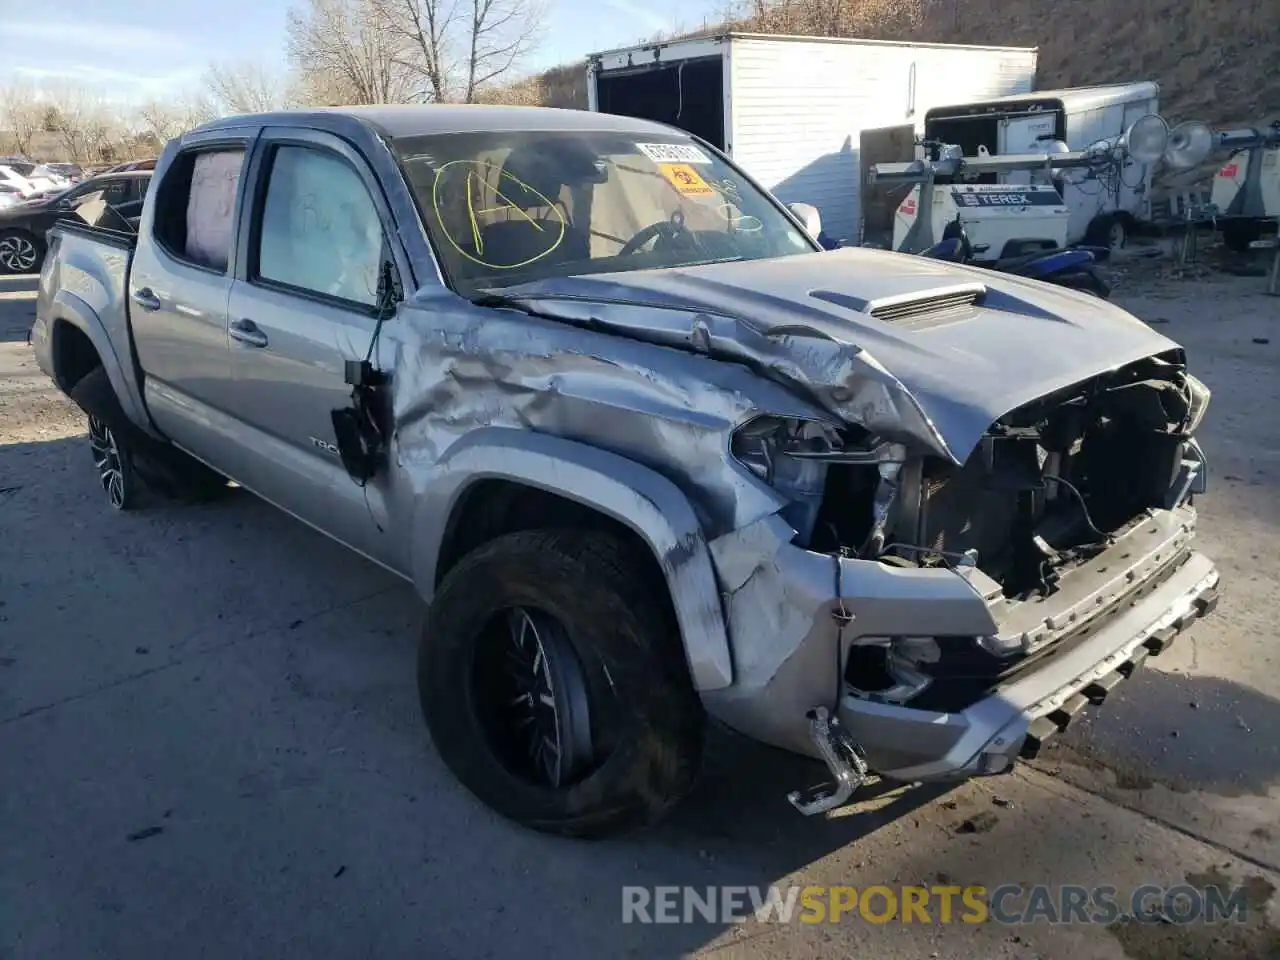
[204,60,294,115]
[40,82,100,160]
[376,0,544,102]
[374,0,456,102]
[288,0,417,104]
[80,101,124,162]
[463,0,545,102]
[0,78,44,156]
[137,93,218,143]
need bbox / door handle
[229,318,269,348]
[131,287,161,312]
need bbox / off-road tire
[419,528,704,839]
[69,367,226,506]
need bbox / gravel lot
[1,264,1277,959]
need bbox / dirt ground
[1,258,1278,960]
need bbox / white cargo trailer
[586,33,1038,243]
[923,82,1161,248]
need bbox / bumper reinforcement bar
[1020,584,1220,760]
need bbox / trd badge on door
[310,436,340,455]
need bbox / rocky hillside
[917,0,1279,138]
[519,0,1279,187]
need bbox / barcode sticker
[636,142,713,165]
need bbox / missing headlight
[731,417,839,545]
[731,416,900,549]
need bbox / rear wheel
[71,368,144,511]
[69,367,227,509]
[86,411,139,510]
[0,230,43,274]
[419,528,704,838]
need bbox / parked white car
[30,164,72,190]
[0,161,63,195]
[0,165,39,197]
[0,184,24,209]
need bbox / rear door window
[152,148,246,274]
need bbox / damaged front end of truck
[704,351,1216,813]
[476,249,1221,814]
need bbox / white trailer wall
[727,35,1037,243]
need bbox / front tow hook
[787,706,870,815]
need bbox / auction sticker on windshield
[637,142,712,165]
[658,163,716,198]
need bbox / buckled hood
[496,247,1181,463]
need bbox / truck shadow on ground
[5,432,1280,959]
[0,273,37,343]
[1057,664,1280,798]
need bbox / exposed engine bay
[736,352,1210,600]
[728,352,1211,717]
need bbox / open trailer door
[859,124,917,247]
[587,38,729,151]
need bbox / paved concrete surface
[1,266,1277,960]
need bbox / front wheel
[419,529,704,838]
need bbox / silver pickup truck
[31,105,1220,838]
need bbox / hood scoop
[811,281,986,330]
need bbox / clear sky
[0,0,723,101]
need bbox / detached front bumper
[701,506,1220,786]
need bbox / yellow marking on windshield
[465,170,484,254]
[432,159,566,270]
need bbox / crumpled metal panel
[387,289,831,539]
[494,247,1184,465]
[380,244,1188,704]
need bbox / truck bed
[33,221,151,434]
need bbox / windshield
[393,130,815,296]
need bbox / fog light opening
[844,637,937,704]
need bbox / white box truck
[586,33,1038,244]
[923,82,1161,249]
